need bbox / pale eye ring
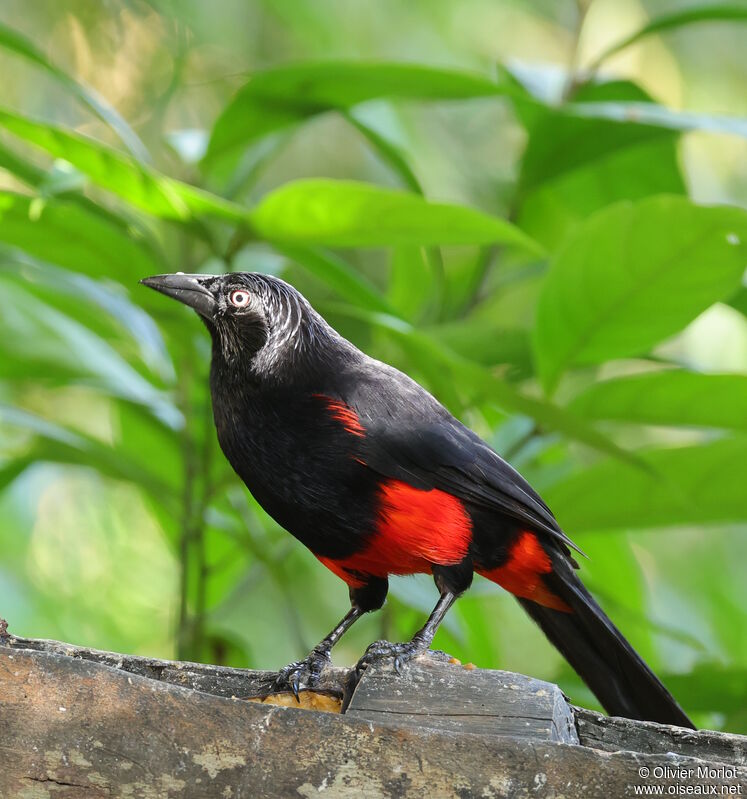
[229,289,251,308]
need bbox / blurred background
[0,0,745,732]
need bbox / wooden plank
[2,645,746,799]
[347,658,579,744]
[5,634,349,699]
[575,706,747,766]
[6,637,746,758]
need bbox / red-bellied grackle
[142,271,694,728]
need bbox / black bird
[142,271,694,728]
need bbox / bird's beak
[140,273,217,318]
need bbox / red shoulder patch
[479,530,571,612]
[314,394,365,438]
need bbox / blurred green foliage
[0,0,745,732]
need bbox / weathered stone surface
[1,638,745,798]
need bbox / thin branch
[176,356,197,660]
[226,492,311,656]
[563,0,595,101]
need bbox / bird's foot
[355,638,427,676]
[269,647,331,700]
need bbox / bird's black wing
[358,407,582,555]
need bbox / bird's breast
[211,389,378,558]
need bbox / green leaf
[0,140,166,255]
[204,61,513,177]
[0,138,45,185]
[577,534,654,657]
[342,119,449,300]
[508,62,747,141]
[557,661,747,728]
[661,664,747,717]
[727,285,747,318]
[591,4,747,69]
[0,22,148,161]
[517,81,685,250]
[0,457,35,494]
[250,179,544,253]
[544,437,747,532]
[533,196,747,392]
[569,371,747,432]
[389,246,434,321]
[110,401,184,499]
[518,82,679,197]
[0,281,180,428]
[0,108,246,224]
[2,260,175,384]
[0,192,162,281]
[563,101,747,139]
[0,405,178,501]
[344,112,423,194]
[424,320,533,377]
[278,245,394,315]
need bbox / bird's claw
[355,639,425,677]
[269,648,331,700]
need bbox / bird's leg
[356,590,457,675]
[270,576,388,698]
[270,606,364,698]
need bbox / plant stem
[563,0,594,101]
[176,356,196,660]
[190,396,216,659]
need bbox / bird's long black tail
[519,553,694,729]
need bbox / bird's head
[141,272,332,382]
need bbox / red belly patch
[316,480,472,587]
[478,530,571,612]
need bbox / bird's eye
[229,289,250,308]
